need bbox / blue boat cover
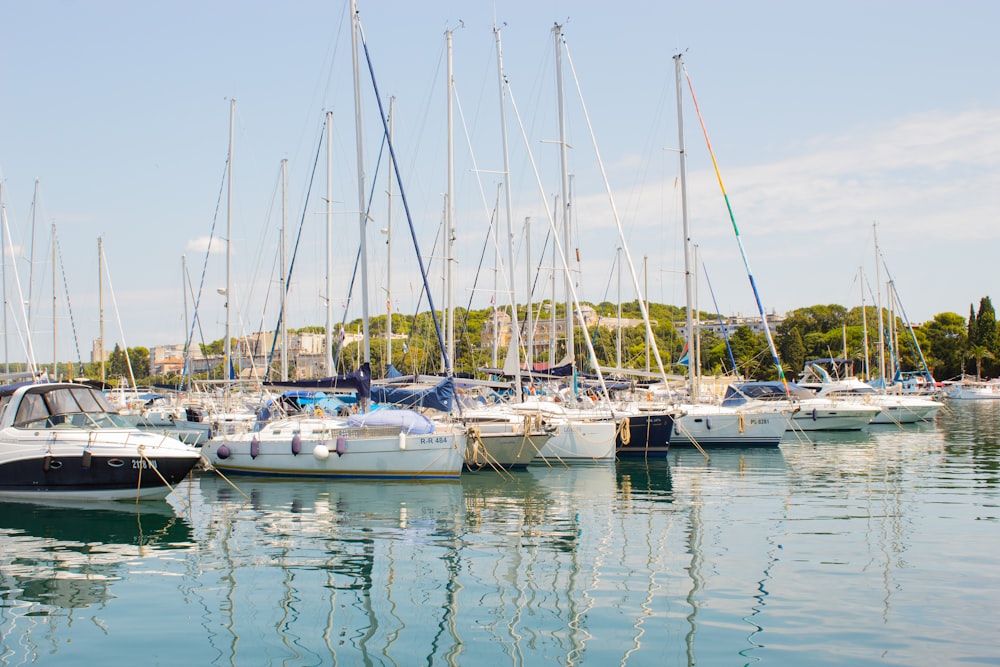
[264,363,371,399]
[347,409,436,434]
[370,376,454,413]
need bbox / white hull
[204,417,464,479]
[464,427,548,469]
[789,404,880,431]
[944,381,1000,401]
[790,412,872,431]
[674,406,788,447]
[534,420,617,462]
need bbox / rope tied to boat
[465,425,487,470]
[137,447,190,512]
[617,417,631,445]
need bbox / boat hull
[464,427,549,470]
[789,407,878,431]
[615,412,675,457]
[534,420,616,462]
[674,410,787,447]
[204,427,465,480]
[0,453,198,500]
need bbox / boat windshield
[13,385,133,429]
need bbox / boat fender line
[618,417,631,445]
[738,412,745,434]
[398,431,407,450]
[464,426,486,470]
[706,417,712,430]
[314,443,330,460]
[336,435,347,456]
[291,434,302,456]
[812,408,818,421]
[216,444,231,460]
[250,437,260,459]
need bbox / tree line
[37,296,994,387]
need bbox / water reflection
[937,401,1000,484]
[0,499,192,662]
[178,463,691,666]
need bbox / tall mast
[675,54,696,396]
[553,24,573,370]
[445,28,455,374]
[874,222,885,383]
[280,158,289,381]
[325,111,334,376]
[694,244,702,386]
[644,255,650,373]
[350,0,371,364]
[182,255,189,380]
[616,247,622,369]
[495,25,521,395]
[860,266,870,380]
[0,185,7,374]
[98,236,105,384]
[51,224,57,380]
[385,97,395,368]
[28,179,38,332]
[550,195,557,366]
[525,217,533,370]
[224,98,234,407]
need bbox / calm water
[2,402,999,666]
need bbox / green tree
[975,297,998,376]
[780,327,806,376]
[920,312,967,379]
[965,344,994,380]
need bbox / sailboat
[429,25,611,466]
[202,7,464,479]
[664,54,787,448]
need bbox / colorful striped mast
[679,56,787,387]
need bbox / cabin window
[14,393,50,428]
[70,387,105,413]
[45,388,82,416]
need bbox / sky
[1,0,998,368]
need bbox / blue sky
[1,1,998,368]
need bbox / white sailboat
[203,8,464,479]
[667,53,787,448]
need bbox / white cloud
[186,236,228,254]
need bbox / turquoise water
[1,402,998,666]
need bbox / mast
[98,236,105,384]
[445,28,455,375]
[874,222,885,384]
[694,244,702,386]
[280,158,289,381]
[525,217,533,370]
[224,98,234,407]
[0,185,7,374]
[182,255,189,380]
[385,97,395,368]
[644,255,650,373]
[495,25,521,395]
[860,266,870,380]
[550,195,557,366]
[51,224,57,380]
[325,111,334,376]
[616,246,622,369]
[28,179,38,332]
[350,0,371,364]
[675,54,696,397]
[553,24,573,371]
